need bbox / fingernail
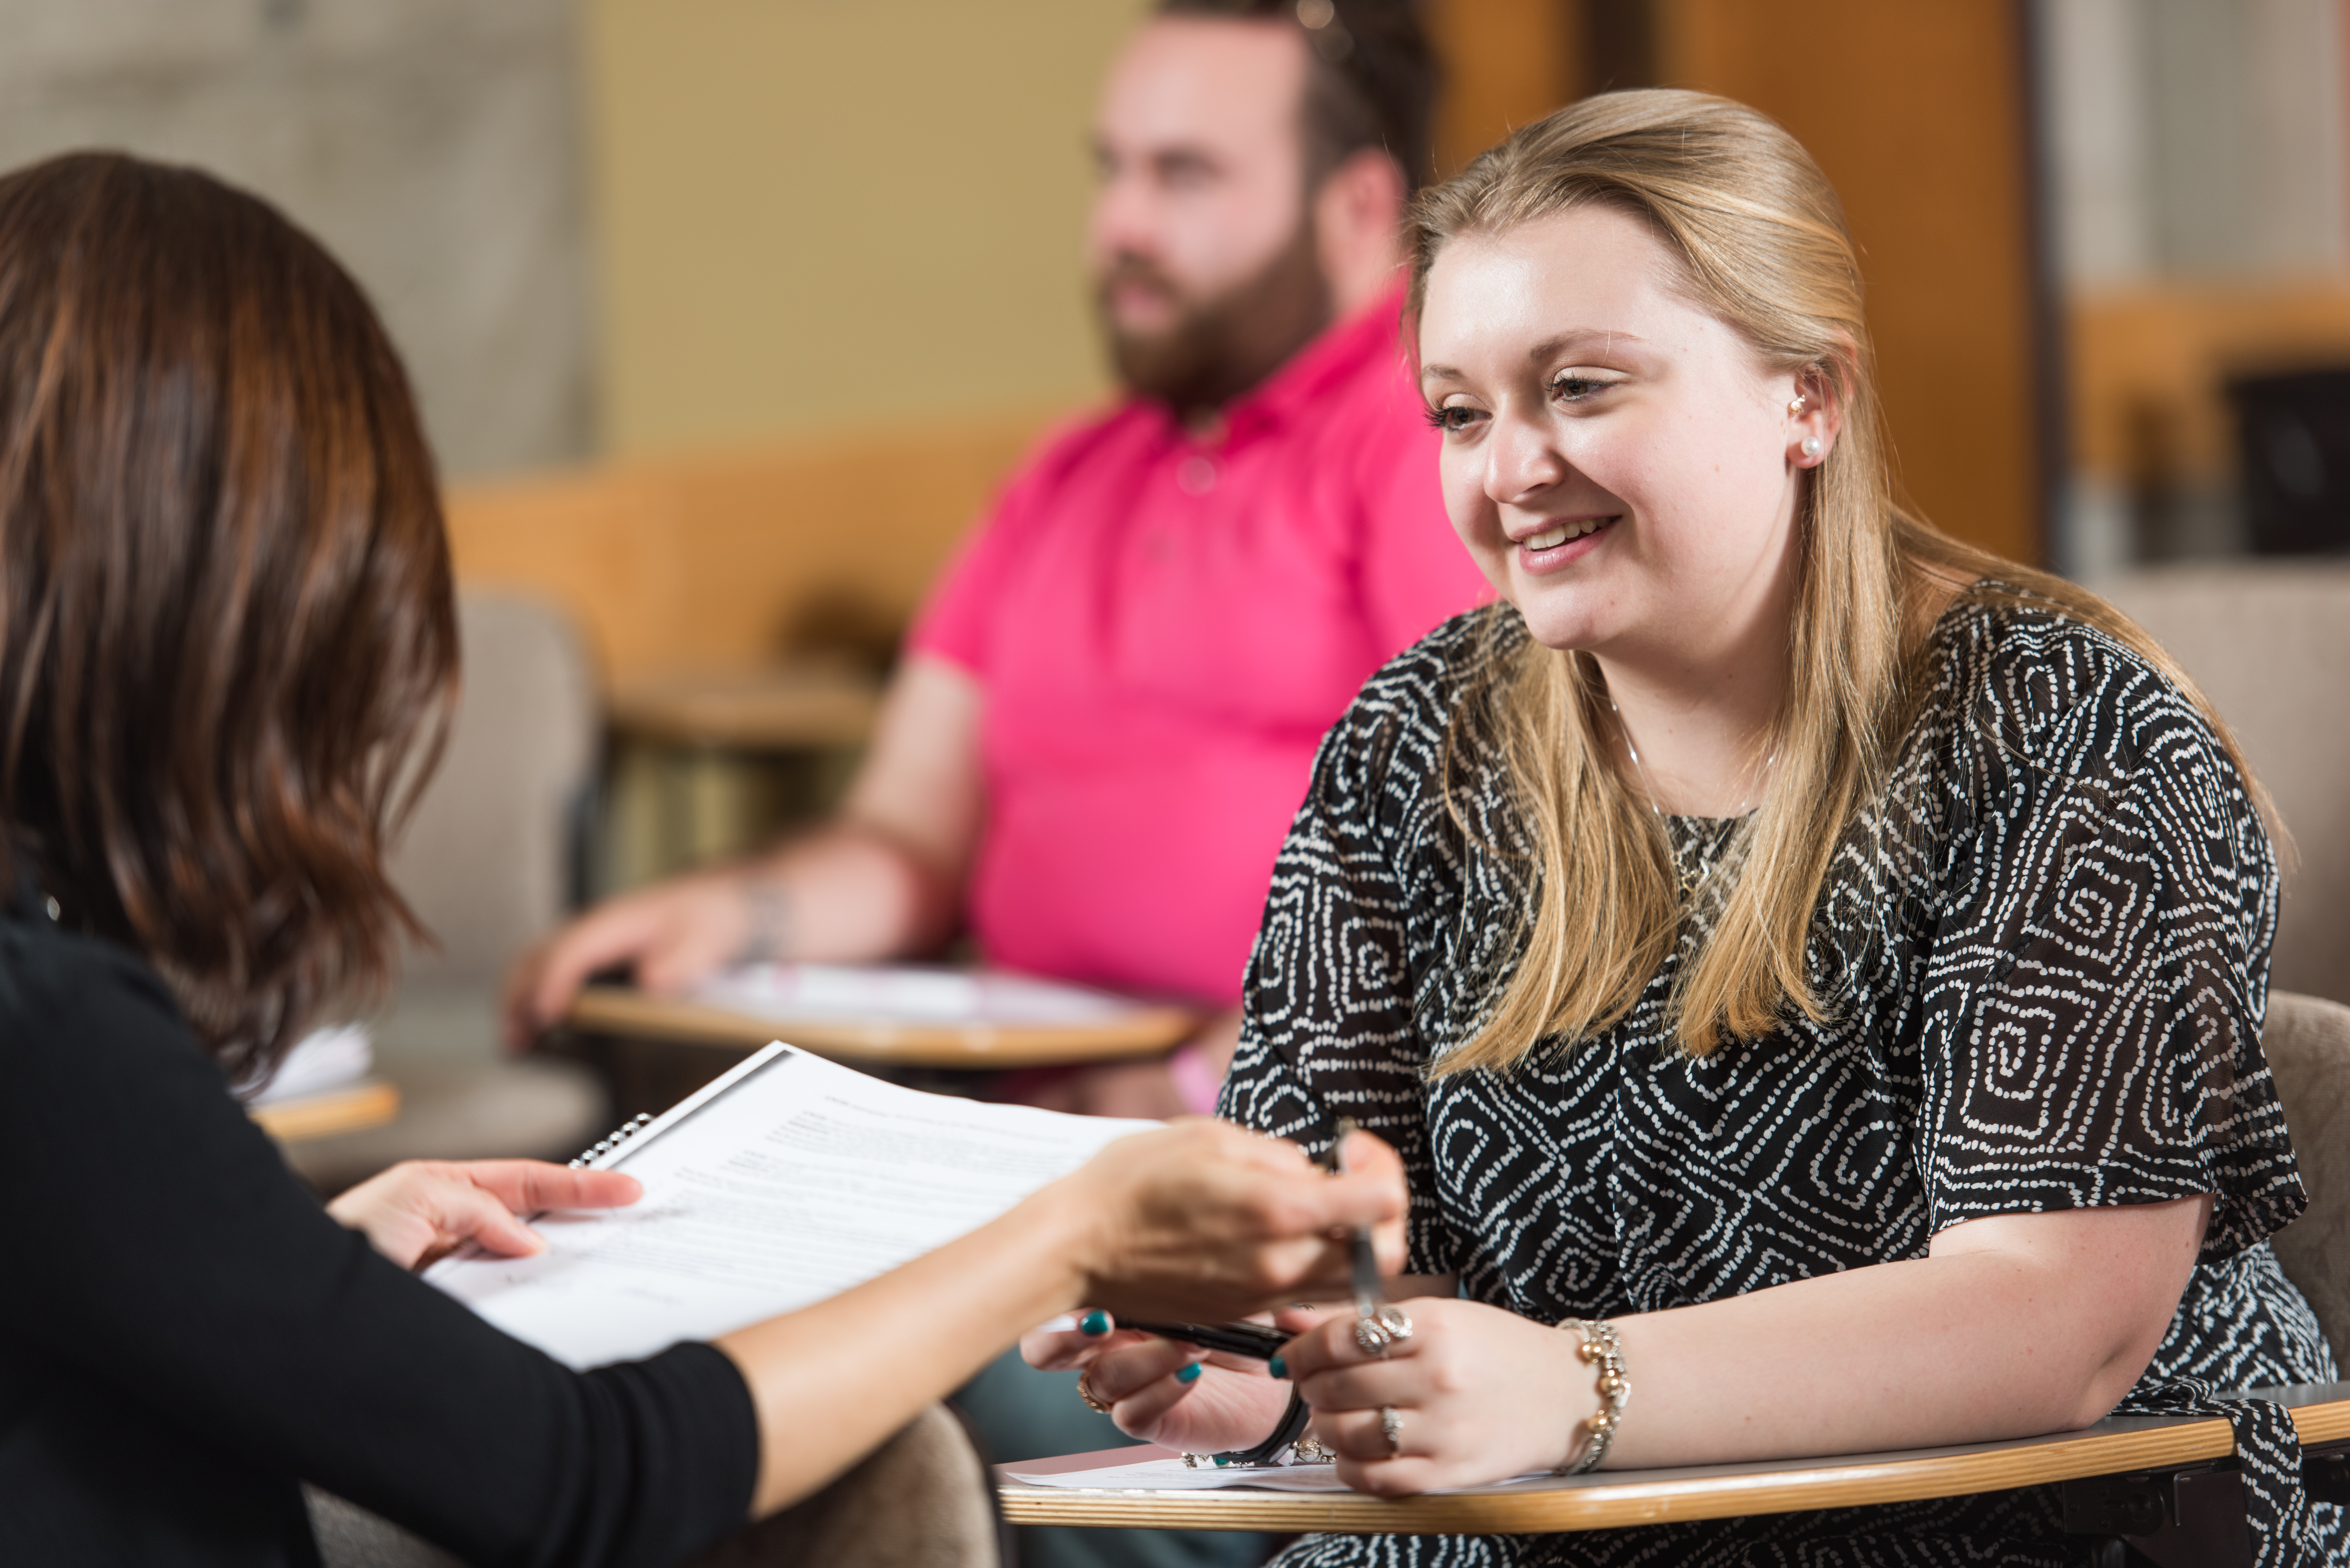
[1175,1361,1203,1384]
[1080,1310,1110,1337]
[1268,1355,1288,1380]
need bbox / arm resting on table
[506,654,983,1042]
[1604,1195,2213,1467]
[1261,1195,2214,1496]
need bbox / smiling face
[1417,204,1827,675]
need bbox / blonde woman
[1028,91,2342,1564]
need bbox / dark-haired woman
[0,150,1406,1567]
[1030,91,2343,1564]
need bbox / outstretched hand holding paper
[429,1044,1158,1368]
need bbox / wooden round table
[605,663,883,750]
[249,1080,402,1143]
[567,977,1199,1072]
[997,1384,2350,1535]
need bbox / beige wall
[585,0,1147,457]
[0,0,593,479]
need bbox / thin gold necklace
[1608,700,1775,898]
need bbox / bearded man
[507,0,1483,1122]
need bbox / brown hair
[0,152,457,1084]
[1155,0,1438,191]
[1405,91,2264,1071]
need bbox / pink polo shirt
[907,289,1490,1007]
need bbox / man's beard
[1098,218,1333,419]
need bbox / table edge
[567,984,1197,1067]
[249,1078,402,1143]
[997,1388,2350,1534]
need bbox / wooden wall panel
[1422,0,1579,177]
[444,411,1056,685]
[1658,0,2043,564]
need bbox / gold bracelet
[1556,1317,1629,1474]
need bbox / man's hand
[325,1159,643,1271]
[501,871,757,1049]
[499,655,987,1053]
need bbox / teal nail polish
[1175,1361,1203,1384]
[1080,1310,1110,1337]
[1268,1355,1288,1380]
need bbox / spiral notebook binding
[571,1112,656,1169]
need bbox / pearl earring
[1800,436,1823,459]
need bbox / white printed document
[428,1043,1158,1368]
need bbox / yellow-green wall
[584,0,1146,456]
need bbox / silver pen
[1329,1116,1412,1354]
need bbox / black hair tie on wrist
[1210,1385,1311,1468]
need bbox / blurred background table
[604,661,883,885]
[607,662,883,751]
[564,966,1198,1115]
[249,1080,403,1144]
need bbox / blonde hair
[1409,90,2266,1072]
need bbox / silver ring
[1352,1303,1415,1358]
[1379,1405,1403,1458]
[1290,1435,1334,1464]
[1076,1373,1113,1414]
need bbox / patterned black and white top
[1223,596,2343,1567]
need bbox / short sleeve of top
[1907,605,2300,1262]
[903,417,1092,679]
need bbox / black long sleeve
[0,889,759,1567]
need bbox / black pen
[1114,1318,1289,1360]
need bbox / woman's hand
[325,1159,643,1272]
[713,1122,1397,1518]
[1021,1310,1314,1454]
[1048,1120,1407,1323]
[1280,1296,1599,1496]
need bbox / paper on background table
[428,1043,1159,1368]
[246,1021,372,1104]
[696,962,1147,1026]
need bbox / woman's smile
[1513,514,1617,570]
